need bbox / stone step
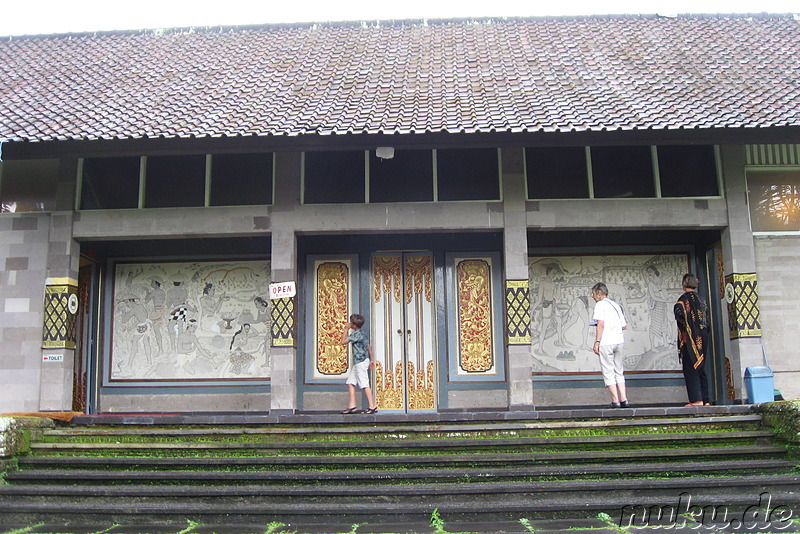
[28,429,776,452]
[1,489,798,527]
[44,413,765,438]
[5,458,794,484]
[17,444,787,469]
[65,404,758,427]
[1,407,795,531]
[2,474,798,498]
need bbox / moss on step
[34,421,763,446]
[759,400,800,443]
[758,400,800,464]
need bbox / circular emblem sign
[724,283,735,304]
[67,293,79,315]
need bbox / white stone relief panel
[110,260,271,382]
[529,253,688,374]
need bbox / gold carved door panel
[372,252,437,412]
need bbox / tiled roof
[1,14,799,144]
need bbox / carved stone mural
[529,254,689,374]
[109,260,271,382]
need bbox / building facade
[1,15,799,414]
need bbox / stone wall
[0,214,50,412]
[754,235,800,401]
[99,392,270,413]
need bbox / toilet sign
[269,281,296,300]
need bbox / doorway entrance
[371,252,437,412]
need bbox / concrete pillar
[719,145,764,401]
[269,152,301,413]
[501,148,534,409]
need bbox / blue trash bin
[744,366,774,404]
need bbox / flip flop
[340,407,359,414]
[362,407,378,414]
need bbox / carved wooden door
[371,252,437,412]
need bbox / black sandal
[340,407,359,414]
[362,407,378,414]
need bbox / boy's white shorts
[346,358,371,389]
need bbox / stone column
[38,159,81,412]
[39,212,81,411]
[719,145,764,401]
[501,148,534,409]
[269,152,301,413]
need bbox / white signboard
[67,294,79,315]
[269,281,296,300]
[43,354,64,362]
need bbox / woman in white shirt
[591,282,629,408]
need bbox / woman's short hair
[682,273,699,289]
[591,282,608,296]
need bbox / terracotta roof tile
[1,14,799,144]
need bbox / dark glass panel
[658,145,719,197]
[0,159,60,212]
[369,149,433,203]
[591,146,655,198]
[144,155,206,208]
[526,147,589,199]
[304,151,365,204]
[437,148,500,201]
[747,170,800,232]
[211,153,273,206]
[80,157,140,210]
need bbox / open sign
[269,281,296,300]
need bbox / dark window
[369,150,433,203]
[437,148,500,201]
[211,153,273,206]
[304,151,365,204]
[591,146,655,198]
[144,155,206,208]
[80,157,140,210]
[658,145,719,197]
[747,170,800,232]
[526,147,589,199]
[0,159,60,212]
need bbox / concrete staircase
[0,406,798,533]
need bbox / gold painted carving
[404,255,433,303]
[716,250,725,299]
[375,361,405,410]
[373,256,402,303]
[457,260,494,373]
[406,360,435,410]
[316,262,349,375]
